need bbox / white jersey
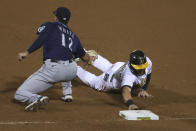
[77,55,152,91]
[103,57,152,90]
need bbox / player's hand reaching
[138,90,153,98]
[18,51,29,61]
[128,104,139,110]
[86,50,98,65]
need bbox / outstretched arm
[138,73,153,98]
[122,86,139,110]
[142,73,151,90]
[18,32,48,61]
[80,51,97,65]
[18,22,52,61]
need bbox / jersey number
[62,33,73,51]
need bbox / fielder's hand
[128,104,139,110]
[18,51,29,61]
[138,90,153,98]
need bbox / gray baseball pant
[14,59,77,104]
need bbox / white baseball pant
[77,55,113,91]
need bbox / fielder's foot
[25,101,39,112]
[25,96,49,111]
[38,96,49,105]
[61,95,73,102]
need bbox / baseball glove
[86,50,98,65]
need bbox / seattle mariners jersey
[28,22,86,61]
[15,8,88,111]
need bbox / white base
[119,110,159,120]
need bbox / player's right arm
[121,65,139,110]
[18,22,52,61]
[122,86,139,110]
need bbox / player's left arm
[138,73,153,98]
[142,73,151,90]
[138,57,153,98]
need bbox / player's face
[135,69,145,76]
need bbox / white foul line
[0,121,56,125]
[0,117,196,124]
[167,117,196,120]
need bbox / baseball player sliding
[77,50,152,110]
[14,7,95,111]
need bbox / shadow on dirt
[144,85,196,106]
[0,76,88,103]
[0,76,26,93]
[2,77,196,108]
[104,84,196,107]
[72,78,87,87]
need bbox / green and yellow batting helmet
[129,50,149,71]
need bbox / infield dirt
[0,0,196,131]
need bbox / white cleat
[25,96,49,111]
[61,95,73,102]
[25,101,39,111]
[39,96,49,105]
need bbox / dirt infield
[0,0,196,130]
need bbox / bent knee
[14,89,27,102]
[14,89,21,101]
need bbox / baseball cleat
[61,95,73,102]
[25,101,39,111]
[38,96,49,105]
[25,96,49,111]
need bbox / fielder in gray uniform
[15,7,93,111]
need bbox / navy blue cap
[53,7,71,23]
